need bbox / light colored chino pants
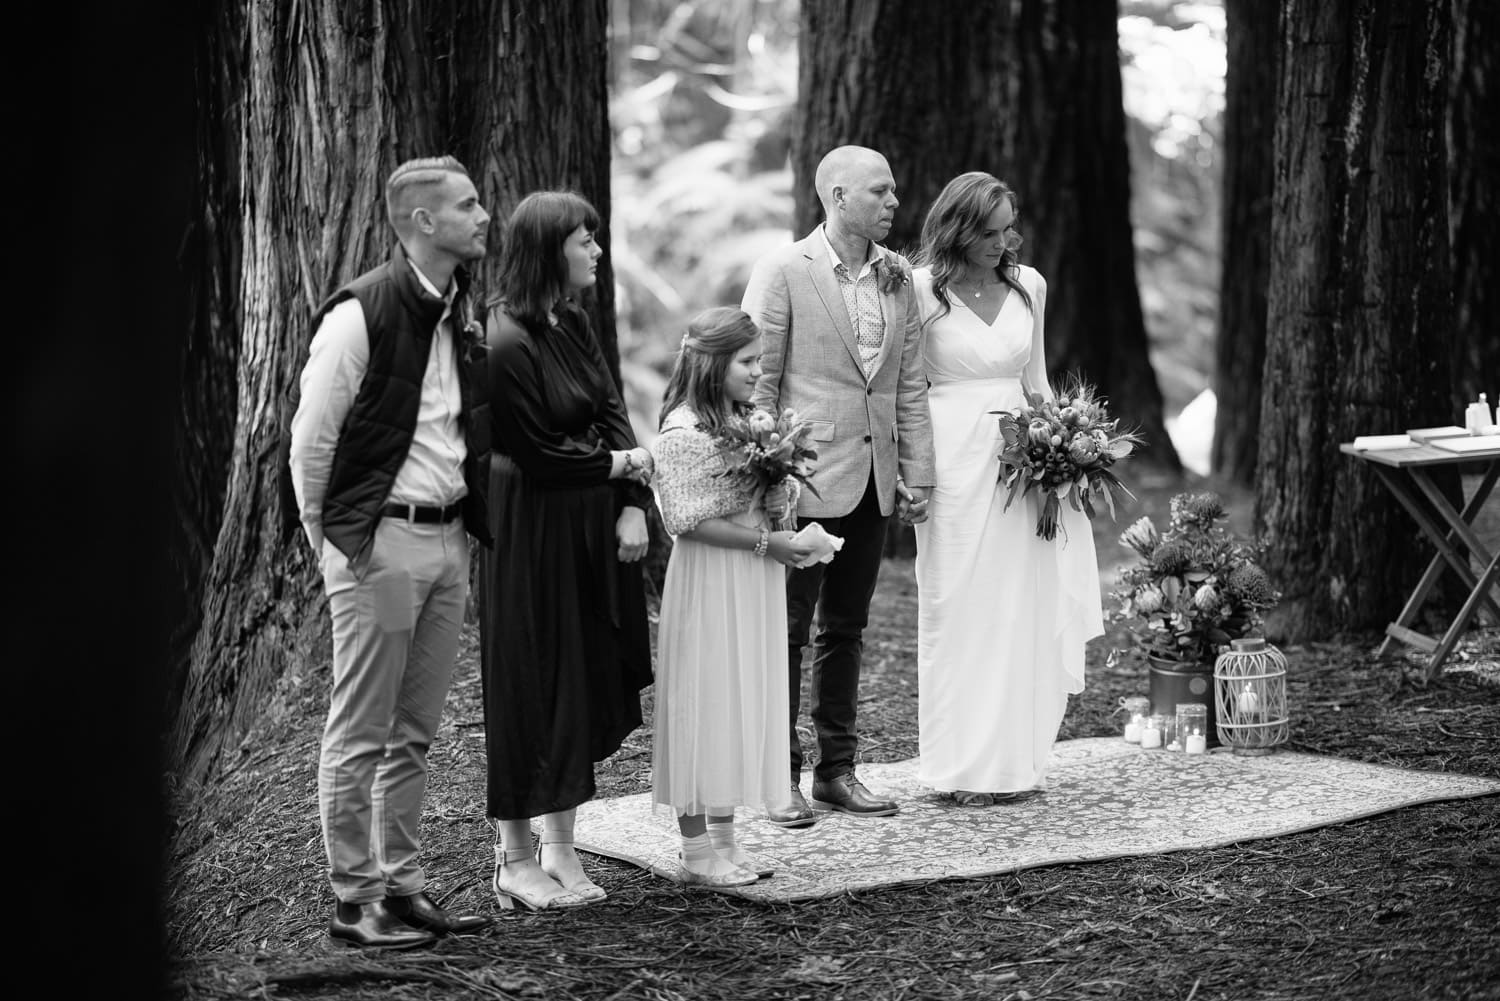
[318,516,469,903]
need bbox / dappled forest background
[607,0,1225,471]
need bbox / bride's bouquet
[711,408,822,530]
[991,376,1142,540]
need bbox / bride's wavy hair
[913,171,1032,330]
[658,307,760,433]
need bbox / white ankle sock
[680,832,739,877]
[705,822,747,865]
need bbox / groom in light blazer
[741,144,935,827]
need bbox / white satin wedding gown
[912,265,1103,795]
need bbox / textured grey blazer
[741,227,935,518]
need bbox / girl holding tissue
[649,307,823,886]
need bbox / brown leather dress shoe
[811,772,899,817]
[766,784,818,828]
[329,899,437,949]
[387,890,493,934]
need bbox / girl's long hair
[912,171,1032,330]
[489,190,600,326]
[658,307,760,433]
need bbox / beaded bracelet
[753,527,770,557]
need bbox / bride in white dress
[910,172,1103,803]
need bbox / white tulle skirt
[652,507,792,817]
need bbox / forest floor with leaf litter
[166,473,1500,1001]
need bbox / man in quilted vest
[290,156,493,948]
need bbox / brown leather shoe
[766,784,818,828]
[387,890,492,934]
[811,772,899,817]
[329,899,437,949]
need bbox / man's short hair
[385,156,470,231]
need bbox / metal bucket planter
[1146,653,1218,747]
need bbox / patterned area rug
[574,738,1500,902]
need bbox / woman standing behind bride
[910,172,1103,805]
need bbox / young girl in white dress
[649,307,817,885]
[910,172,1104,805]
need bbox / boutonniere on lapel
[873,254,911,295]
[457,297,487,359]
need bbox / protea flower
[1173,491,1226,529]
[1028,419,1053,445]
[1134,584,1165,614]
[1150,539,1192,576]
[1226,563,1274,605]
[1193,583,1220,610]
[748,410,775,434]
[1118,516,1160,558]
[1069,432,1101,464]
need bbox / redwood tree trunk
[1212,0,1280,486]
[795,0,1178,552]
[173,1,620,784]
[1450,0,1499,410]
[460,1,619,364]
[1004,0,1179,473]
[1258,0,1454,640]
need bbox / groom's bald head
[815,146,889,214]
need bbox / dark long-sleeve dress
[480,300,653,820]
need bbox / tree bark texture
[459,1,619,370]
[1003,0,1179,472]
[170,3,245,729]
[1258,0,1454,640]
[1212,0,1280,486]
[794,0,1178,553]
[1449,0,1499,408]
[174,0,618,784]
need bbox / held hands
[896,480,930,526]
[765,529,816,568]
[616,506,649,563]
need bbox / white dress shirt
[290,258,468,555]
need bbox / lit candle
[1140,724,1163,749]
[1185,734,1207,754]
[1123,721,1142,743]
[1237,686,1260,715]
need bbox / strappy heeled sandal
[491,845,587,911]
[537,830,608,902]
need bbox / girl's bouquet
[711,408,822,529]
[992,376,1143,540]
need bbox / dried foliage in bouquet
[711,408,822,529]
[992,377,1143,540]
[1112,491,1281,664]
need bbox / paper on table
[1352,434,1415,451]
[1406,425,1471,443]
[791,522,844,568]
[1431,434,1500,454]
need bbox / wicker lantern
[1213,637,1289,754]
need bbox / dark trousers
[786,473,889,783]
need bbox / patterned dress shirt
[826,239,886,378]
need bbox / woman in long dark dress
[481,190,654,910]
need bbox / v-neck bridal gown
[911,265,1103,796]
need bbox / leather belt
[381,501,464,524]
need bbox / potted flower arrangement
[1112,491,1280,738]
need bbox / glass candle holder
[1177,703,1209,754]
[1141,714,1166,749]
[1121,696,1150,743]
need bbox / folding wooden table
[1339,439,1500,680]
